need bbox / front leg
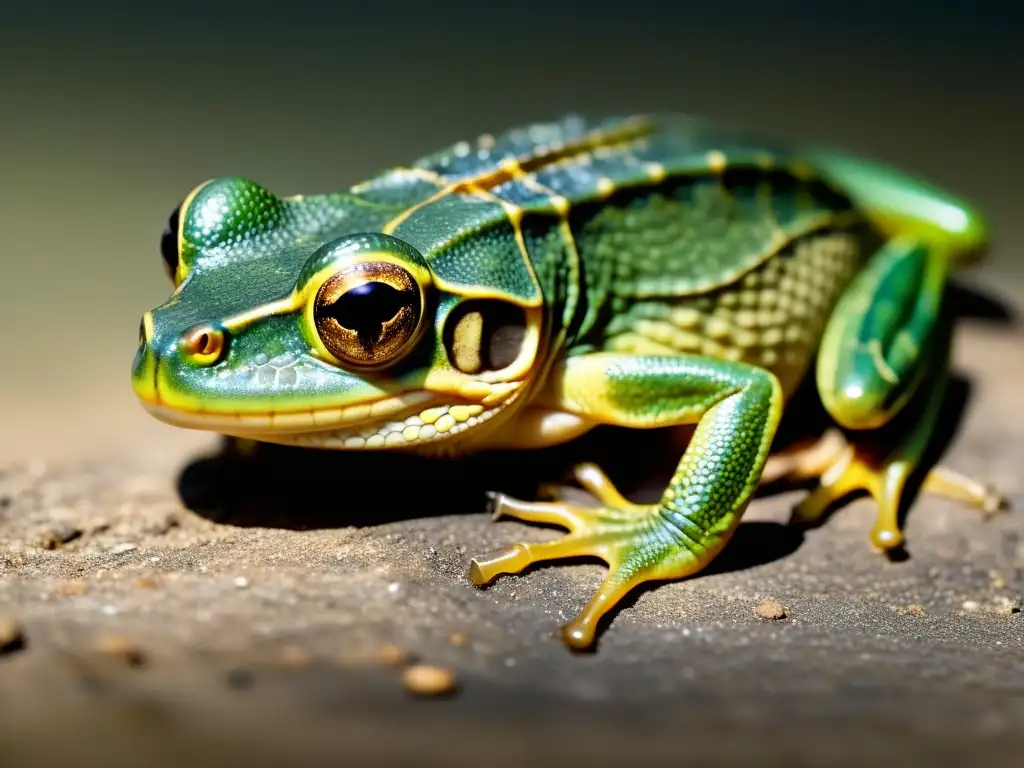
[469,353,783,650]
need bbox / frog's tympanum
[133,115,1007,649]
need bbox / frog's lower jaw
[137,391,511,452]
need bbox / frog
[132,113,1008,650]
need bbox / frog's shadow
[176,281,1015,580]
[178,425,809,580]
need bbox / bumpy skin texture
[133,113,1003,649]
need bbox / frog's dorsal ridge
[377,113,858,300]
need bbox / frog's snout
[131,312,159,402]
[131,314,228,403]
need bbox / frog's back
[405,114,872,390]
[426,114,870,395]
[409,113,794,192]
[400,112,862,259]
[365,113,865,285]
[352,114,874,394]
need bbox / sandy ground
[2,278,1024,767]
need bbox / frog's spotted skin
[133,113,1007,650]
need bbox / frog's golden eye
[160,202,183,282]
[313,262,424,368]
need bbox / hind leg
[795,348,1007,550]
[797,170,1006,549]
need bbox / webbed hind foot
[468,485,674,650]
[787,429,1008,551]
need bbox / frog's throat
[137,384,527,450]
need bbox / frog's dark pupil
[160,205,181,275]
[329,282,408,347]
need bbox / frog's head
[132,177,545,451]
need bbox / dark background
[2,0,1021,462]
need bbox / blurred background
[1,0,1021,465]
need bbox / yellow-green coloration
[132,114,1008,650]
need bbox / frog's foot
[470,464,713,651]
[760,429,850,488]
[790,436,1009,551]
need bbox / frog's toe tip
[983,490,1012,517]
[468,544,528,586]
[870,526,905,551]
[560,622,597,653]
[467,559,491,587]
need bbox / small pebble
[37,525,81,550]
[0,616,26,654]
[402,664,458,697]
[135,576,159,590]
[962,600,982,613]
[109,543,137,555]
[233,577,250,589]
[992,596,1021,616]
[378,643,410,666]
[140,513,180,536]
[905,604,926,617]
[95,634,145,667]
[280,645,310,666]
[449,632,468,647]
[755,599,787,620]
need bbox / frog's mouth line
[138,390,510,450]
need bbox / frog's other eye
[444,300,527,375]
[313,262,424,368]
[160,203,183,282]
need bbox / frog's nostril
[181,323,227,366]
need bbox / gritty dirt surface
[2,290,1024,767]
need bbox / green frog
[132,113,1007,649]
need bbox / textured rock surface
[1,284,1023,767]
